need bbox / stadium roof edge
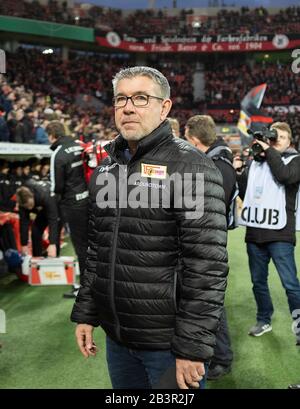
[0,15,94,43]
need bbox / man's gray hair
[112,66,170,99]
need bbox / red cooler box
[29,257,76,286]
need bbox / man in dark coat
[0,105,9,142]
[47,121,88,297]
[71,67,228,389]
[185,114,236,380]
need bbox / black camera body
[249,127,278,143]
[247,127,278,160]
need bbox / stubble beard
[118,125,148,141]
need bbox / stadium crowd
[0,1,300,36]
[1,1,300,390]
[0,48,300,148]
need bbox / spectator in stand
[14,109,26,143]
[1,1,300,36]
[0,160,16,212]
[6,110,17,142]
[0,105,9,142]
[1,47,300,147]
[22,108,35,143]
[34,118,49,144]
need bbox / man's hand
[233,156,244,170]
[254,139,270,152]
[75,324,98,358]
[21,245,29,255]
[176,358,205,389]
[47,244,57,258]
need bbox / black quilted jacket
[71,121,228,362]
[50,135,88,207]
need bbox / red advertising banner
[95,32,300,53]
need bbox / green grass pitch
[0,228,299,389]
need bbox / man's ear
[160,99,172,121]
[186,135,199,147]
[48,134,55,144]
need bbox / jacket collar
[283,147,298,156]
[105,120,173,164]
[50,135,72,151]
[206,137,233,161]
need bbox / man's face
[48,133,56,144]
[114,76,171,141]
[184,126,191,142]
[184,126,204,151]
[16,167,23,177]
[23,166,30,176]
[272,129,291,153]
[23,198,35,210]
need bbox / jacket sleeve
[19,207,30,246]
[50,147,65,196]
[265,148,300,185]
[214,158,237,210]
[70,176,100,327]
[171,160,228,363]
[236,165,249,200]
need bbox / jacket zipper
[109,164,128,342]
[110,206,121,341]
[173,270,178,312]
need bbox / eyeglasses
[113,94,164,108]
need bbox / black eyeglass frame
[113,94,164,107]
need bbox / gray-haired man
[71,66,228,389]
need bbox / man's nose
[123,98,135,113]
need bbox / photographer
[235,122,300,345]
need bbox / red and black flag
[237,83,273,146]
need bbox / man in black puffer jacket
[71,67,228,389]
